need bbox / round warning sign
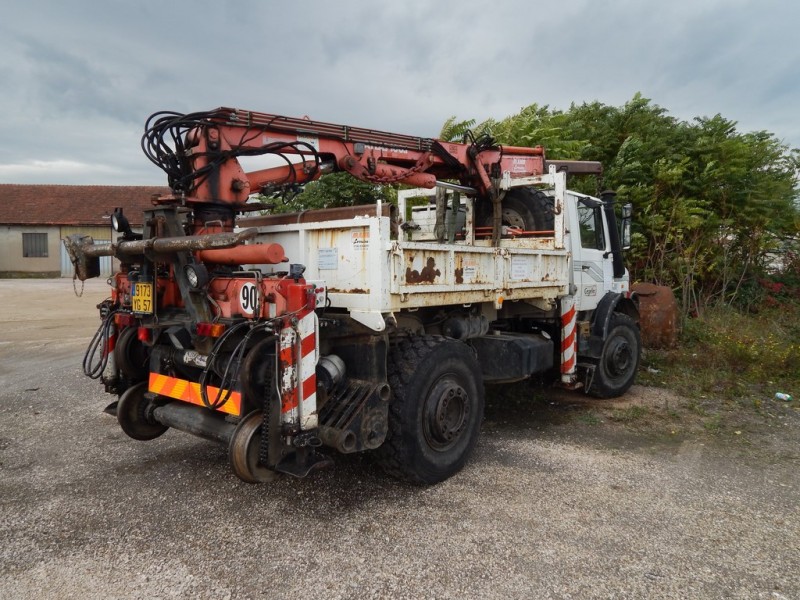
[239,282,258,316]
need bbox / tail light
[196,322,226,337]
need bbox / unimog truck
[65,107,639,484]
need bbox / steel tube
[151,401,236,445]
[318,425,358,453]
[435,180,477,194]
[198,242,286,265]
[78,228,259,258]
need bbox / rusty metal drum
[632,283,679,349]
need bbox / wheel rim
[117,381,168,441]
[604,335,633,378]
[423,378,470,451]
[501,207,526,229]
[229,411,278,484]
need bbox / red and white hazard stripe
[560,296,577,384]
[278,309,318,431]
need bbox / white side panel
[249,212,570,330]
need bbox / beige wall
[0,225,61,277]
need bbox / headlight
[111,209,131,234]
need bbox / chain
[72,273,84,297]
[361,154,432,184]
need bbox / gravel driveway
[1,279,798,599]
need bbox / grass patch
[610,405,649,423]
[703,414,723,433]
[577,412,602,426]
[640,302,800,404]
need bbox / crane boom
[143,107,600,207]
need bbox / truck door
[572,195,612,311]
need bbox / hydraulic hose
[83,310,118,379]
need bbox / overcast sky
[1,0,798,186]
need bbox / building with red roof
[0,185,168,277]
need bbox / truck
[64,107,640,485]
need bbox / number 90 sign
[239,282,259,316]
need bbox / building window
[22,233,48,258]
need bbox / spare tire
[476,187,555,232]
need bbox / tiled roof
[0,184,170,227]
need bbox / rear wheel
[115,326,149,381]
[228,411,280,483]
[375,336,484,484]
[587,313,641,398]
[117,381,168,440]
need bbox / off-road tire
[587,313,641,399]
[477,187,555,232]
[375,336,484,484]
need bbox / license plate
[132,282,154,314]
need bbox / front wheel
[375,336,484,484]
[587,313,641,399]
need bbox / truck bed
[241,198,570,332]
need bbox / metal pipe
[75,228,259,258]
[151,401,236,445]
[318,425,358,453]
[435,180,477,194]
[198,242,286,265]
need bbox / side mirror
[620,203,632,250]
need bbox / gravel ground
[1,279,798,599]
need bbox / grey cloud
[1,0,799,185]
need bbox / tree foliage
[266,171,396,214]
[261,94,798,315]
[445,93,800,314]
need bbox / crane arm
[142,107,591,208]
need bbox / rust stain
[326,287,369,294]
[406,257,440,284]
[455,268,464,284]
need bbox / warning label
[352,230,369,250]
